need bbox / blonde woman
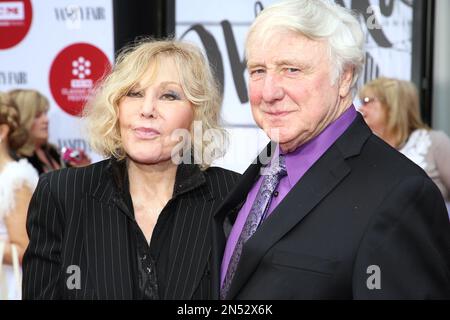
[359,77,450,202]
[8,89,64,174]
[22,39,240,300]
[0,92,38,300]
[8,89,90,175]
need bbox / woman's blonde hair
[359,77,427,147]
[8,89,49,156]
[83,38,226,170]
[0,92,28,152]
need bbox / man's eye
[251,69,265,74]
[285,67,300,74]
[126,90,143,98]
[249,68,265,79]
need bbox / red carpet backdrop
[0,0,114,163]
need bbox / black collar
[107,158,208,200]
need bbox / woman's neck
[34,141,45,152]
[127,159,178,199]
[380,131,399,149]
[0,146,14,170]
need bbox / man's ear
[338,66,354,98]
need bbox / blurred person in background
[0,92,38,300]
[359,77,450,206]
[22,39,240,300]
[8,89,90,175]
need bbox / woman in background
[0,92,38,300]
[8,89,63,174]
[8,89,90,175]
[359,77,450,203]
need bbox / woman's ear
[0,124,10,141]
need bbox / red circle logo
[49,43,111,116]
[0,0,32,49]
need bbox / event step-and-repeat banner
[0,0,113,163]
[177,0,413,173]
[1,0,413,173]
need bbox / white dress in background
[0,159,38,300]
[399,129,450,216]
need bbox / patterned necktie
[220,154,287,299]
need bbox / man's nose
[261,73,285,103]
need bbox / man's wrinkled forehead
[246,31,329,67]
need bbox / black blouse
[111,159,211,299]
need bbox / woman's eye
[126,90,143,98]
[160,91,181,101]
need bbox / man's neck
[280,95,354,153]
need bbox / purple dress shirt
[220,105,357,286]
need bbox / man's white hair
[246,0,365,96]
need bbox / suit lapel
[226,145,351,299]
[164,192,214,299]
[224,114,371,299]
[214,142,274,223]
[83,163,134,299]
[163,164,214,299]
[211,144,272,298]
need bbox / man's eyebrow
[274,59,309,68]
[247,61,265,69]
[247,59,310,69]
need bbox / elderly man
[213,0,450,299]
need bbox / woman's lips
[133,127,160,139]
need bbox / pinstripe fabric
[22,159,240,300]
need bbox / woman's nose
[140,95,157,118]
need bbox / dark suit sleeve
[22,173,64,299]
[352,176,450,299]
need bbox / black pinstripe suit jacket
[22,159,240,300]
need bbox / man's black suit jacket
[213,113,450,299]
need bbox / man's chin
[264,127,285,142]
[277,134,307,153]
[269,133,294,145]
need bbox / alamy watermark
[366,265,381,290]
[169,120,280,175]
[366,5,382,30]
[66,265,81,290]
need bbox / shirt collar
[108,158,207,198]
[283,105,357,187]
